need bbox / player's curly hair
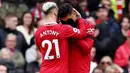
[58,3,73,19]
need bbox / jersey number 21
[42,39,60,60]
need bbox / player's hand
[73,8,81,18]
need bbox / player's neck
[45,15,57,22]
[44,15,57,25]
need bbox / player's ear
[54,9,58,17]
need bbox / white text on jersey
[40,30,59,38]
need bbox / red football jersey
[35,18,86,73]
[69,38,94,73]
[69,21,94,73]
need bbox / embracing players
[35,2,89,73]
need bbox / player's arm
[63,18,87,39]
[76,21,95,55]
[76,37,94,55]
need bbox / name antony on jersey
[40,30,59,38]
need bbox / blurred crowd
[0,0,130,73]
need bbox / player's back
[35,24,70,73]
[69,41,91,73]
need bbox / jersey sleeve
[63,18,87,39]
[76,38,94,55]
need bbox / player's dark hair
[58,3,73,18]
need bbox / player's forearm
[77,18,85,29]
[77,18,87,38]
[77,38,94,55]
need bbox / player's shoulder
[61,24,72,28]
[54,24,72,30]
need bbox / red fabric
[117,0,123,20]
[127,30,130,37]
[86,23,95,37]
[114,40,130,67]
[96,19,101,25]
[35,18,86,73]
[85,9,88,12]
[117,5,122,9]
[69,20,94,73]
[32,7,43,20]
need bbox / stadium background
[0,0,129,73]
